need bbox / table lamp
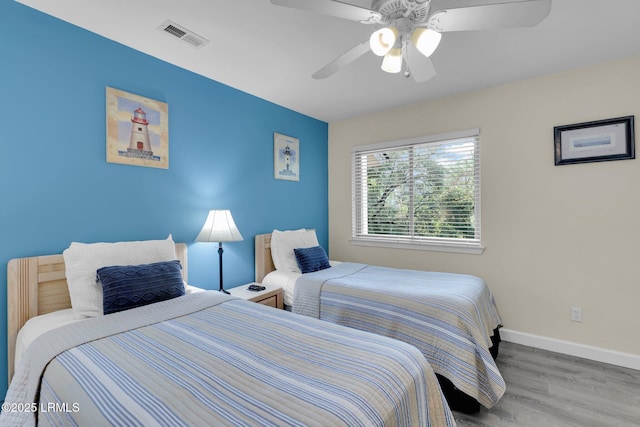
[195,209,243,294]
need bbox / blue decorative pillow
[294,246,331,274]
[97,260,185,315]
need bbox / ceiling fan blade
[313,41,371,79]
[428,0,551,32]
[405,44,437,83]
[271,0,381,24]
[312,41,371,79]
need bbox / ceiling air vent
[157,20,209,48]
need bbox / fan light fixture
[411,28,441,57]
[381,47,403,73]
[369,27,398,56]
[370,25,442,75]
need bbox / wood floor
[453,341,640,427]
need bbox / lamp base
[217,244,231,295]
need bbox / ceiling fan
[271,0,552,82]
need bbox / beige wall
[328,55,640,356]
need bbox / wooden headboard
[6,243,187,381]
[255,233,276,283]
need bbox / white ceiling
[16,0,640,122]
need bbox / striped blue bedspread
[2,291,455,427]
[293,262,505,409]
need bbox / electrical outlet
[570,306,583,322]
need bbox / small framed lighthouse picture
[274,132,299,181]
[106,87,169,169]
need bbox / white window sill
[350,237,485,255]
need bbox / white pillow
[63,236,177,318]
[270,229,319,273]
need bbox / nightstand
[228,282,283,309]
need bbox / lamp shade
[381,47,403,73]
[195,210,243,243]
[369,27,398,56]
[411,28,441,58]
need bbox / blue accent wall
[0,1,328,394]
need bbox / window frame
[351,128,484,255]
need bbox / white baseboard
[499,328,640,371]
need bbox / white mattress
[262,270,300,306]
[15,309,80,368]
[14,284,205,367]
[262,261,341,306]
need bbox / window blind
[352,129,481,251]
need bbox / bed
[3,238,455,426]
[255,231,505,414]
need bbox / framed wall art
[274,132,299,181]
[106,87,169,169]
[554,116,635,166]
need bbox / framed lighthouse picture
[106,87,169,169]
[274,132,299,181]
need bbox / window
[351,129,482,254]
